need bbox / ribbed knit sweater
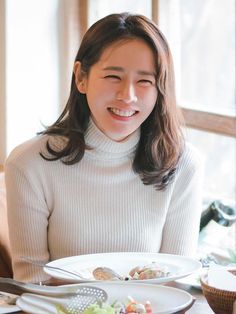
[5,119,203,283]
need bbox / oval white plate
[0,292,20,314]
[176,268,208,289]
[44,252,201,283]
[16,282,193,314]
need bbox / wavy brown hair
[40,12,184,190]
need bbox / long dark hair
[40,12,184,190]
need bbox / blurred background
[0,0,235,259]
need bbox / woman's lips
[108,107,138,117]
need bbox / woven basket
[200,270,236,314]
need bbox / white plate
[176,268,207,289]
[16,282,193,314]
[44,252,201,283]
[0,292,20,313]
[87,282,193,314]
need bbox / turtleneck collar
[85,118,140,160]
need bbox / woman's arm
[5,159,50,283]
[160,144,204,257]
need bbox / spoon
[21,256,90,281]
[0,277,107,300]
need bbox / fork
[21,256,91,281]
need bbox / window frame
[181,108,236,138]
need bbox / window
[157,0,236,255]
[88,0,152,26]
[5,0,60,154]
[0,0,82,159]
[157,0,236,199]
[158,0,235,117]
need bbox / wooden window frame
[181,108,236,138]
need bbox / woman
[5,12,203,283]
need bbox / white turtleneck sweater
[5,120,203,282]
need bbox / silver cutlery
[21,256,90,281]
[0,277,108,313]
[0,277,105,298]
[17,289,107,314]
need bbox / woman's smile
[108,107,138,118]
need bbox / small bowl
[200,270,236,314]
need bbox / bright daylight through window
[158,0,236,260]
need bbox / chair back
[0,171,13,277]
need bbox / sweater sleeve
[5,154,50,283]
[159,144,204,257]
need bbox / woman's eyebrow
[102,66,124,72]
[138,70,156,77]
[102,66,155,76]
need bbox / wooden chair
[0,243,12,277]
[0,171,13,277]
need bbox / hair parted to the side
[40,12,184,190]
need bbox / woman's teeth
[109,108,136,117]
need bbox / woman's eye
[104,75,121,81]
[138,79,154,86]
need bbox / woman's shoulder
[178,142,204,173]
[5,135,49,170]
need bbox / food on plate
[83,302,115,314]
[56,303,114,314]
[93,262,169,281]
[84,296,152,314]
[129,262,169,280]
[56,296,152,314]
[93,267,122,281]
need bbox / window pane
[158,0,235,117]
[6,0,60,154]
[186,128,236,253]
[88,0,152,27]
[186,128,236,201]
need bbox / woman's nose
[116,81,138,104]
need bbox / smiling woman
[5,12,203,283]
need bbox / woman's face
[75,39,158,142]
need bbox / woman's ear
[74,61,87,94]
